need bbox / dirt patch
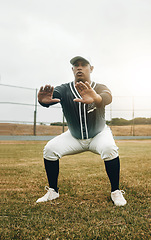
[110,125,151,136]
[0,123,151,136]
[0,123,68,136]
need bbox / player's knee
[101,143,118,161]
[43,142,60,161]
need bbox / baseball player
[36,56,127,206]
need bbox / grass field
[0,140,151,239]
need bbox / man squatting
[36,56,127,206]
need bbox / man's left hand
[74,81,102,106]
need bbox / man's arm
[38,85,60,107]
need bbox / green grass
[0,140,151,240]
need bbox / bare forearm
[93,94,103,107]
[100,92,112,106]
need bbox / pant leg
[43,130,84,161]
[89,125,120,191]
[89,125,119,161]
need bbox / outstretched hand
[38,85,60,105]
[74,81,102,106]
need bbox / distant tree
[108,117,151,126]
[50,118,151,127]
[40,122,46,125]
[132,118,151,125]
[50,122,68,126]
[110,118,130,126]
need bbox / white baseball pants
[43,125,118,161]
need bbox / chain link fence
[0,83,151,136]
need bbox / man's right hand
[38,85,60,104]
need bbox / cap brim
[70,56,90,65]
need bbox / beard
[75,76,87,83]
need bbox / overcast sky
[0,0,151,97]
[0,0,151,124]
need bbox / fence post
[34,88,38,136]
[110,103,112,121]
[132,96,135,136]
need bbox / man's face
[72,60,94,83]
